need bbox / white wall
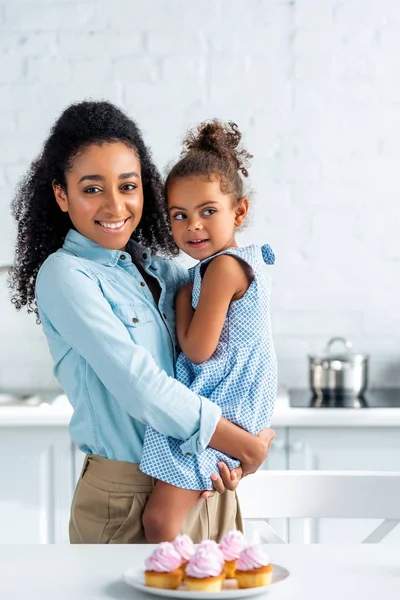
[0,0,399,391]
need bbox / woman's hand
[201,463,243,499]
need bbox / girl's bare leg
[142,480,202,543]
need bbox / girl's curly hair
[166,119,253,201]
[9,100,176,320]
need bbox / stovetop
[289,388,400,409]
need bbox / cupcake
[219,529,246,579]
[173,534,195,572]
[144,542,183,589]
[185,541,225,591]
[235,544,273,588]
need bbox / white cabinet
[262,427,288,471]
[0,427,74,544]
[258,428,289,541]
[287,428,400,543]
[2,423,400,544]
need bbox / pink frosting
[144,542,182,573]
[219,530,246,561]
[173,534,195,562]
[197,540,221,553]
[186,543,225,579]
[236,545,270,571]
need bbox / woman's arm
[36,254,267,465]
[36,255,221,452]
[176,254,252,364]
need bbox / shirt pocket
[111,303,155,345]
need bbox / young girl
[9,101,274,544]
[141,120,277,542]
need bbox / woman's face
[53,142,144,251]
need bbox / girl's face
[167,175,248,260]
[53,142,144,251]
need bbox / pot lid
[309,337,369,363]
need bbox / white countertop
[2,391,400,427]
[0,544,398,600]
[0,394,73,426]
[270,393,400,428]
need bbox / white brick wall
[0,0,399,391]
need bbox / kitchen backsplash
[0,0,399,390]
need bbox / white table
[0,545,399,600]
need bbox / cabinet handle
[291,441,305,452]
[273,438,286,450]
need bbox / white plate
[123,565,290,599]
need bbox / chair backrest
[237,470,400,543]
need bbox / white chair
[237,470,400,543]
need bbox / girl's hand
[201,428,275,498]
[201,463,243,498]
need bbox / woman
[9,100,274,543]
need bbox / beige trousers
[69,454,243,544]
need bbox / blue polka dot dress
[140,244,277,490]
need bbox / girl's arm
[176,254,252,364]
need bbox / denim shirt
[35,229,221,462]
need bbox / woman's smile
[95,216,132,233]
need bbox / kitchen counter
[2,391,400,427]
[271,392,400,427]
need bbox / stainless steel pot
[309,337,369,397]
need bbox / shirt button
[140,281,145,287]
[185,452,192,456]
[132,317,139,324]
[120,254,126,260]
[143,252,148,259]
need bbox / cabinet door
[261,427,288,471]
[0,427,74,544]
[288,427,400,543]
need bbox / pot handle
[326,337,353,354]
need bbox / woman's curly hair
[166,119,253,201]
[9,100,176,320]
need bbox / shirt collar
[62,229,152,268]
